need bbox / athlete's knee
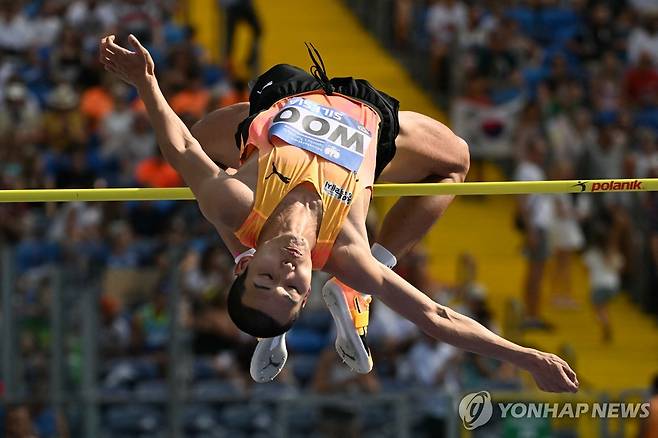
[434,133,469,184]
[452,135,470,182]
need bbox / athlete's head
[227,234,312,338]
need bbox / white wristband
[234,248,256,264]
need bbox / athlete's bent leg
[376,111,470,258]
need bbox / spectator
[393,0,414,48]
[570,3,616,63]
[216,78,249,108]
[548,162,584,309]
[132,289,170,354]
[187,282,252,386]
[426,0,467,92]
[591,51,625,114]
[31,1,64,49]
[546,106,593,164]
[103,110,156,185]
[49,26,84,83]
[99,295,132,357]
[4,405,38,438]
[628,15,658,66]
[311,345,380,437]
[52,150,96,189]
[107,220,139,269]
[453,252,486,309]
[624,52,658,107]
[632,128,658,178]
[100,82,137,160]
[397,335,460,435]
[475,27,518,95]
[458,4,497,51]
[114,0,164,45]
[220,0,262,74]
[515,138,554,330]
[586,121,624,172]
[135,153,183,188]
[42,83,86,154]
[66,0,118,33]
[0,80,43,163]
[80,74,116,131]
[170,74,211,119]
[584,225,624,343]
[0,2,37,53]
[398,334,460,389]
[181,244,233,298]
[631,0,658,15]
[459,284,520,391]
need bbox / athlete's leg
[191,102,250,169]
[376,111,470,258]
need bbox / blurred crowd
[2,0,658,436]
[391,0,658,334]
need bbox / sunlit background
[1,0,657,437]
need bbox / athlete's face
[235,235,312,324]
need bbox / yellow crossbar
[0,179,655,203]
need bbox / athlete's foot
[249,333,288,383]
[322,277,373,374]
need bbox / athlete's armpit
[192,102,250,169]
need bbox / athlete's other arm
[327,244,579,393]
[99,35,230,224]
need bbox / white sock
[234,248,256,264]
[371,243,397,268]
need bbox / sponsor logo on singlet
[323,180,353,205]
[269,97,372,172]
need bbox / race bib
[268,97,372,172]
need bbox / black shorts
[236,63,400,180]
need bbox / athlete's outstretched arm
[99,35,227,222]
[327,245,579,393]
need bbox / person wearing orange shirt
[135,154,182,188]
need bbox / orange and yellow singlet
[235,92,381,269]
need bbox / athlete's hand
[522,349,579,393]
[99,34,154,88]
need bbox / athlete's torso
[231,92,380,269]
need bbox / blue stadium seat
[291,353,320,384]
[250,381,299,400]
[102,358,161,389]
[183,403,225,434]
[287,328,330,354]
[193,357,220,381]
[217,404,263,432]
[191,379,243,401]
[134,380,169,400]
[104,404,164,434]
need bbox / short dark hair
[227,268,296,338]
